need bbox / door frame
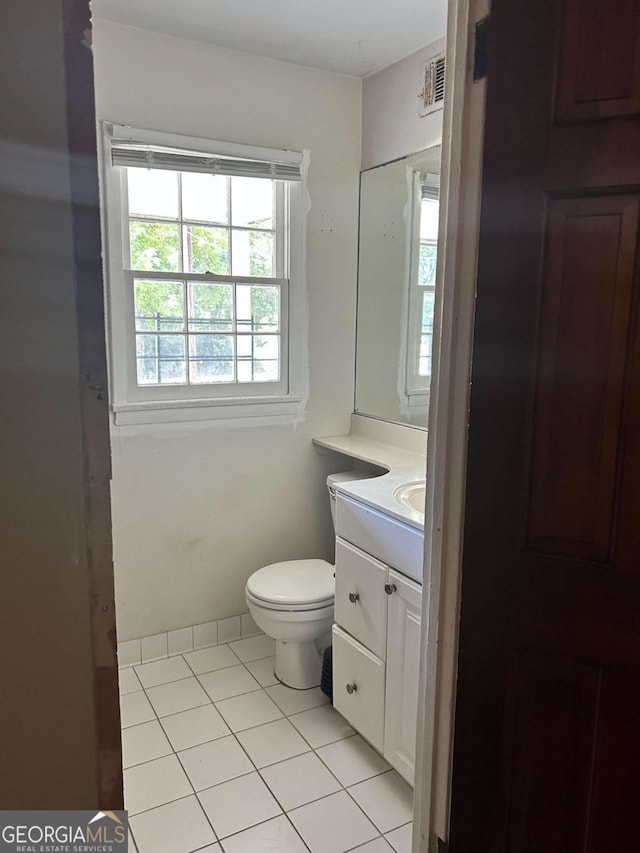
[413,0,489,848]
[62,0,122,806]
[59,0,489,820]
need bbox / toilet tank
[326,471,372,531]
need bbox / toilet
[245,471,368,689]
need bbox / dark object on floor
[320,645,333,702]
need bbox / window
[100,124,305,423]
[405,175,439,401]
[417,195,439,378]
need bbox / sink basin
[393,480,426,514]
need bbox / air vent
[419,53,446,117]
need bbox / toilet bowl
[245,471,370,689]
[246,559,335,689]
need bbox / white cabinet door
[383,569,422,785]
[332,624,386,752]
[334,537,388,660]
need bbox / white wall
[93,21,362,641]
[362,38,445,169]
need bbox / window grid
[124,169,284,390]
[417,238,437,378]
[130,273,283,388]
[405,187,438,398]
[127,174,277,278]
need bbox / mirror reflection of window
[405,172,439,406]
[418,190,439,378]
[354,143,441,428]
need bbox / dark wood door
[449,1,640,850]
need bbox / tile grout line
[215,664,376,850]
[145,700,348,774]
[172,745,220,846]
[128,657,220,841]
[184,703,311,851]
[119,620,264,667]
[123,650,397,852]
[342,773,415,840]
[129,654,295,840]
[127,666,359,775]
[311,734,391,787]
[141,653,223,846]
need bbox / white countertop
[313,428,427,531]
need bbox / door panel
[556,0,640,121]
[449,0,640,849]
[528,195,639,560]
[504,653,600,853]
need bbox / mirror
[354,144,441,428]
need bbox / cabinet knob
[348,591,360,604]
[346,682,358,694]
[384,582,397,595]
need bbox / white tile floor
[120,636,414,853]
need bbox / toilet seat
[246,559,334,611]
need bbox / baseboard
[117,611,261,667]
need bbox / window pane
[236,284,280,332]
[252,359,280,382]
[130,221,180,271]
[189,334,234,383]
[249,231,274,277]
[182,173,228,223]
[158,334,185,358]
[237,335,279,383]
[127,168,179,219]
[422,290,435,335]
[231,230,274,276]
[136,357,159,385]
[419,334,433,377]
[419,291,435,377]
[418,242,438,288]
[185,225,229,274]
[136,334,186,385]
[134,280,184,331]
[136,333,157,358]
[231,177,273,229]
[188,283,233,332]
[420,198,439,241]
[236,335,253,358]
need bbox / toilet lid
[247,559,334,606]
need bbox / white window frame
[99,122,306,425]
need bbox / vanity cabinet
[332,535,423,785]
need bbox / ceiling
[91,0,447,78]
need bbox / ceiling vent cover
[419,53,446,117]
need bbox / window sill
[112,394,302,426]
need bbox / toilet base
[275,639,323,689]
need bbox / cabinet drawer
[335,537,388,659]
[332,625,385,752]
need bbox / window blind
[111,144,302,182]
[421,173,440,201]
